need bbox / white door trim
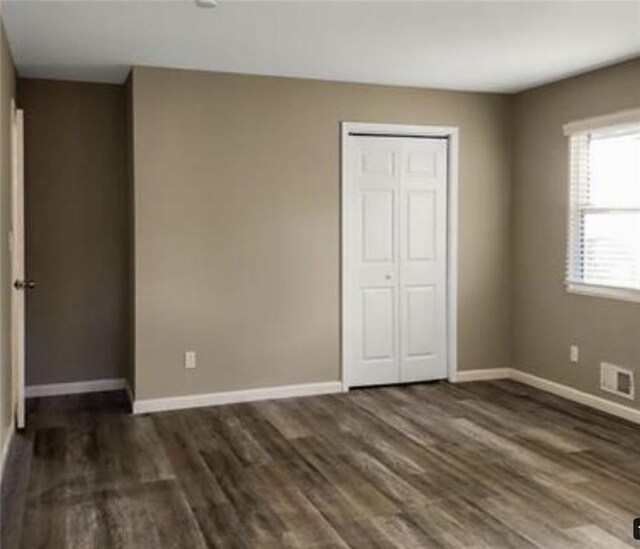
[341,122,459,389]
[10,100,26,429]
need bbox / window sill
[566,283,640,304]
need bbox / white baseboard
[125,381,135,407]
[25,378,127,398]
[453,367,640,425]
[452,368,511,383]
[509,370,640,425]
[32,370,633,425]
[0,422,15,486]
[133,381,344,414]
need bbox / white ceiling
[3,0,640,93]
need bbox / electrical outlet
[185,351,197,370]
[570,345,579,363]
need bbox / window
[564,109,640,302]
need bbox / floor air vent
[600,362,634,400]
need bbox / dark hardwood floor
[2,380,639,548]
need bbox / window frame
[564,108,640,304]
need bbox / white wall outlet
[570,345,579,363]
[185,351,197,370]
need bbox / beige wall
[0,18,16,456]
[19,79,129,385]
[3,39,635,411]
[131,66,513,399]
[512,58,640,409]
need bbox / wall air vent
[600,362,635,400]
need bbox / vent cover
[600,363,635,400]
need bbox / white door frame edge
[340,121,459,389]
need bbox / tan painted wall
[0,18,16,456]
[131,66,513,399]
[512,58,640,409]
[19,79,129,385]
[3,41,635,410]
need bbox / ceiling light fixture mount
[195,0,218,8]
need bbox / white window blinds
[566,115,640,294]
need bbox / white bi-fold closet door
[343,133,448,388]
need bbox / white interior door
[344,133,448,388]
[10,102,26,429]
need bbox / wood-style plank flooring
[2,380,640,548]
